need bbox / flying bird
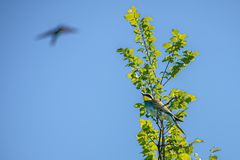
[141,93,185,134]
[37,25,77,45]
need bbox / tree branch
[160,61,170,85]
[156,118,162,160]
[137,22,155,94]
[162,75,172,86]
[148,135,158,147]
[137,20,163,94]
[138,22,152,65]
[160,120,165,160]
[163,96,178,107]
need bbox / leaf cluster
[117,6,220,160]
[137,119,159,160]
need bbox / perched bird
[37,25,77,45]
[141,93,185,134]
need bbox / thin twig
[137,22,155,93]
[160,120,165,160]
[156,118,162,160]
[137,20,163,94]
[138,21,152,65]
[148,135,158,147]
[164,127,171,135]
[162,75,172,86]
[160,61,170,85]
[163,96,177,107]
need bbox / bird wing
[172,119,185,134]
[153,99,183,121]
[36,29,55,40]
[50,35,59,45]
[153,99,185,134]
[153,99,173,115]
[61,25,77,33]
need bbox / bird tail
[160,112,185,134]
[172,117,185,135]
[165,111,183,122]
[173,115,183,122]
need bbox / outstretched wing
[60,25,77,34]
[50,35,58,45]
[36,29,55,40]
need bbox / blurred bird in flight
[141,93,185,134]
[37,25,77,45]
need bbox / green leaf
[127,72,132,79]
[179,153,191,160]
[209,155,218,160]
[194,139,204,143]
[140,107,146,116]
[210,147,221,153]
[124,14,134,21]
[137,58,144,65]
[128,49,134,54]
[150,144,158,151]
[149,26,155,30]
[148,36,156,42]
[134,103,143,108]
[117,48,123,53]
[193,153,201,160]
[171,37,178,42]
[154,50,161,57]
[145,16,153,21]
[138,48,145,52]
[190,138,204,145]
[163,42,172,48]
[172,29,180,36]
[193,51,199,56]
[179,34,187,40]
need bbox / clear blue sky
[1,0,239,159]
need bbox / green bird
[141,93,185,134]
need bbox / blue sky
[1,0,240,159]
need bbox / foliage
[117,6,220,160]
[209,147,221,160]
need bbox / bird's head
[141,93,153,101]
